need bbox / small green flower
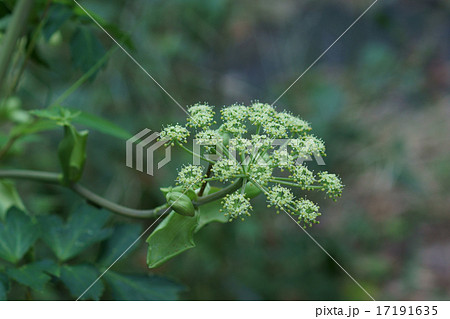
[229,137,252,154]
[248,163,273,186]
[251,134,272,151]
[221,192,252,221]
[160,124,190,144]
[212,158,242,182]
[295,198,320,226]
[289,164,315,189]
[317,171,343,199]
[248,102,274,125]
[289,135,325,156]
[271,149,294,169]
[267,185,294,212]
[220,104,248,135]
[187,103,215,128]
[195,129,222,153]
[277,112,311,134]
[176,164,205,189]
[262,114,288,138]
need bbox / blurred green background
[1,0,450,300]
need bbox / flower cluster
[221,193,252,221]
[176,164,205,189]
[163,101,343,227]
[160,124,189,145]
[212,158,242,182]
[187,103,215,128]
[317,171,344,200]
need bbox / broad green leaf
[0,273,9,300]
[58,124,88,185]
[195,186,228,231]
[70,26,106,75]
[0,208,39,263]
[39,206,112,262]
[98,224,143,267]
[146,211,199,268]
[6,260,57,291]
[60,265,104,300]
[104,272,183,301]
[70,110,132,140]
[0,180,26,220]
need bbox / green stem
[0,0,34,94]
[0,169,167,218]
[203,174,247,182]
[269,178,322,189]
[193,178,243,206]
[176,141,215,164]
[50,47,117,107]
[6,0,52,97]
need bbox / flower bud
[166,192,195,217]
[244,182,262,199]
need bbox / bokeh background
[3,0,450,300]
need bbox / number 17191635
[377,306,438,316]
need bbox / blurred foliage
[1,0,449,300]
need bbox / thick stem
[197,164,212,196]
[193,178,243,206]
[0,0,34,94]
[0,169,166,219]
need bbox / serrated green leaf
[60,264,104,300]
[98,223,142,267]
[196,186,228,231]
[0,273,9,300]
[146,211,198,268]
[104,272,183,301]
[70,109,132,140]
[6,260,57,291]
[39,206,112,262]
[70,26,106,75]
[58,124,88,185]
[0,180,26,220]
[0,208,39,264]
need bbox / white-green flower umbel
[160,124,189,144]
[221,192,252,221]
[160,102,343,227]
[187,103,215,128]
[176,164,205,189]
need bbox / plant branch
[0,0,34,93]
[269,178,322,189]
[193,178,243,206]
[197,164,212,196]
[0,169,167,218]
[176,141,215,164]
